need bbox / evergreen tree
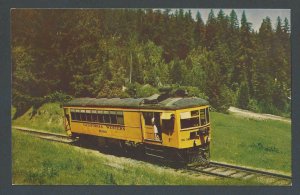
[229,10,239,30]
[228,10,240,89]
[206,9,217,50]
[216,9,230,41]
[194,11,205,48]
[237,82,250,109]
[234,11,255,96]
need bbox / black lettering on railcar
[105,125,125,131]
[83,123,125,131]
[83,123,104,128]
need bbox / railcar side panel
[67,108,143,143]
[123,111,143,141]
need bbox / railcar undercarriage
[73,133,210,166]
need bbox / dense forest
[11,9,291,117]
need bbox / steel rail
[210,161,291,179]
[188,161,291,185]
[12,126,76,143]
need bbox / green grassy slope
[12,103,66,134]
[12,130,265,185]
[210,112,291,174]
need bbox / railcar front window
[180,107,210,129]
[181,117,199,129]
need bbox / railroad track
[188,161,292,185]
[13,126,292,185]
[13,126,77,143]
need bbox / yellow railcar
[63,94,211,165]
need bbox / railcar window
[70,109,125,125]
[71,112,76,120]
[75,110,80,121]
[97,111,104,123]
[191,110,199,117]
[180,107,210,129]
[91,110,97,122]
[86,110,92,122]
[143,112,154,126]
[200,109,206,125]
[103,111,110,123]
[98,114,105,123]
[181,117,200,129]
[206,108,210,123]
[80,112,86,121]
[91,114,97,122]
[116,111,124,125]
[110,111,118,124]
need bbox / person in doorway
[152,116,160,140]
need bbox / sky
[180,9,290,32]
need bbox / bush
[158,85,208,100]
[97,81,130,98]
[247,98,290,118]
[248,99,260,113]
[44,91,72,103]
[172,86,208,99]
[125,83,159,98]
[258,101,282,116]
[137,84,159,97]
[208,85,232,113]
[125,83,140,97]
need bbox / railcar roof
[63,96,209,110]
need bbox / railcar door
[63,108,72,136]
[141,112,162,142]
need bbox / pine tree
[206,9,217,50]
[228,10,240,90]
[194,11,205,48]
[234,11,255,96]
[229,10,239,30]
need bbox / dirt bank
[228,107,291,123]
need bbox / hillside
[12,102,66,134]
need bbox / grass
[210,112,291,174]
[12,129,265,185]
